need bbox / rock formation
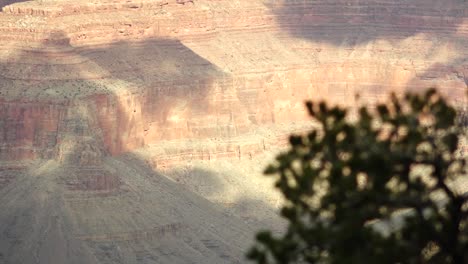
[0,0,466,163]
[0,0,466,164]
[0,0,466,263]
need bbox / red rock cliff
[0,0,466,162]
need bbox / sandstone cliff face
[0,1,466,264]
[0,0,466,163]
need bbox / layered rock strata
[0,0,466,163]
[0,1,466,263]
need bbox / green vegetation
[248,89,467,263]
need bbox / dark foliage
[248,89,467,264]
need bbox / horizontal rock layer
[0,2,466,264]
[0,0,466,162]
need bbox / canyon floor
[0,0,467,263]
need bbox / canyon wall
[0,0,466,164]
[0,2,466,263]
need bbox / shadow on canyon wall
[75,34,228,153]
[0,0,26,10]
[161,165,284,231]
[1,6,466,261]
[164,166,228,197]
[0,26,281,233]
[267,0,466,46]
[406,56,468,99]
[0,152,274,263]
[0,27,276,261]
[268,0,467,109]
[0,30,228,157]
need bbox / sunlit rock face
[0,1,466,263]
[0,0,466,162]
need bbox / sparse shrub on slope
[248,89,468,264]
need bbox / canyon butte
[0,0,466,263]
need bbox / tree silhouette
[248,89,467,264]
